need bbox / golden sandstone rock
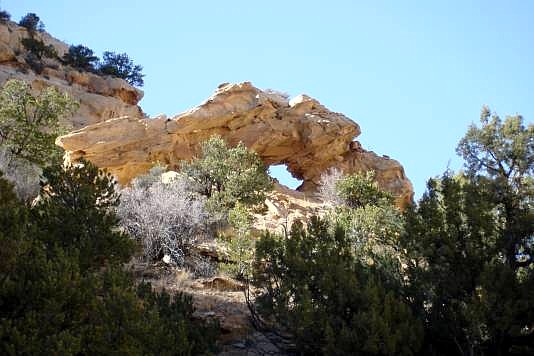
[0,21,144,129]
[57,82,413,207]
[0,20,412,208]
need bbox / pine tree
[252,217,423,355]
[181,135,273,215]
[401,108,534,355]
[0,164,219,355]
[34,159,135,271]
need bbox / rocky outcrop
[254,183,327,231]
[0,20,144,129]
[57,82,413,207]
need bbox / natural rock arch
[57,82,413,207]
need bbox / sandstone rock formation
[57,82,413,207]
[254,182,327,231]
[0,20,143,129]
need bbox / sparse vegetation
[21,37,57,59]
[62,44,99,71]
[0,9,10,22]
[118,136,272,281]
[317,167,344,205]
[119,136,272,276]
[18,12,44,32]
[219,202,256,280]
[99,51,145,86]
[10,10,147,86]
[118,167,213,265]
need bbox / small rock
[162,254,172,264]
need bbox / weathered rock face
[57,82,413,207]
[0,21,144,129]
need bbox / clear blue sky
[4,0,533,197]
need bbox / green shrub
[35,159,135,271]
[99,51,144,86]
[18,13,44,32]
[63,44,99,71]
[181,136,273,217]
[0,161,219,355]
[399,108,534,355]
[21,37,57,59]
[336,170,393,208]
[0,79,78,165]
[0,9,10,22]
[251,217,423,355]
[219,203,255,280]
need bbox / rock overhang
[57,82,413,208]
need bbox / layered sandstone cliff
[0,20,144,129]
[57,82,413,207]
[0,20,412,208]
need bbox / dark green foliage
[99,51,144,86]
[0,162,218,354]
[34,159,135,271]
[0,173,27,277]
[457,106,533,186]
[0,10,10,22]
[0,79,78,166]
[457,106,533,269]
[336,170,394,208]
[182,136,273,215]
[402,175,498,355]
[401,108,534,355]
[21,37,57,59]
[77,270,219,355]
[220,202,256,280]
[251,108,532,355]
[402,175,534,355]
[252,217,423,355]
[24,52,45,74]
[326,170,405,287]
[135,282,220,355]
[63,45,99,71]
[0,173,87,354]
[0,247,218,355]
[18,13,44,32]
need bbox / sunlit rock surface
[57,82,413,207]
[0,20,144,129]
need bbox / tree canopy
[181,136,273,215]
[99,51,144,87]
[0,161,219,355]
[249,106,533,355]
[400,108,534,355]
[18,12,44,32]
[0,79,78,166]
[63,45,99,72]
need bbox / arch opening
[268,164,303,190]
